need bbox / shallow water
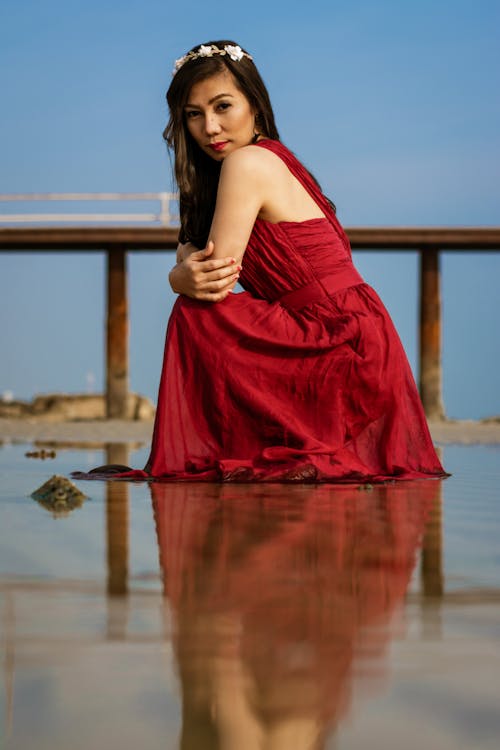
[1,442,499,749]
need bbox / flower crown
[172,44,253,75]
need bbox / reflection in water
[420,481,444,639]
[106,443,130,598]
[421,447,444,600]
[421,497,443,598]
[151,481,442,750]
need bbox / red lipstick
[208,141,228,152]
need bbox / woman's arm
[169,146,270,300]
[207,146,270,262]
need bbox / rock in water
[30,475,88,517]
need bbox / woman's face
[184,69,256,161]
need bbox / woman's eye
[216,102,231,111]
[185,110,200,119]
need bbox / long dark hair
[164,40,280,248]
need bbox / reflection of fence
[1,217,499,419]
[0,192,178,226]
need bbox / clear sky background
[0,0,499,419]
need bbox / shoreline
[1,417,499,446]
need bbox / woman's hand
[169,241,241,302]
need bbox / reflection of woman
[81,39,446,483]
[152,481,439,749]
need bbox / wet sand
[0,417,499,445]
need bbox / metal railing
[0,192,179,226]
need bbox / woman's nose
[204,114,222,135]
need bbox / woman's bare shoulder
[221,143,285,181]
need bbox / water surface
[1,442,499,749]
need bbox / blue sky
[1,0,499,418]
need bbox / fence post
[419,248,445,420]
[106,247,129,418]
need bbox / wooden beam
[0,226,179,250]
[419,249,445,420]
[2,226,500,251]
[348,226,500,250]
[106,248,128,419]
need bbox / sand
[1,417,499,446]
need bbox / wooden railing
[1,222,499,419]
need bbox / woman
[84,40,447,483]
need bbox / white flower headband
[172,44,253,75]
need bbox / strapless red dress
[90,140,447,482]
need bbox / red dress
[151,480,439,730]
[109,140,446,482]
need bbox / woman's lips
[208,141,228,152]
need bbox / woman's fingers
[201,264,242,283]
[197,272,239,292]
[202,258,239,273]
[185,256,241,287]
[189,254,237,272]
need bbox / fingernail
[230,258,236,264]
